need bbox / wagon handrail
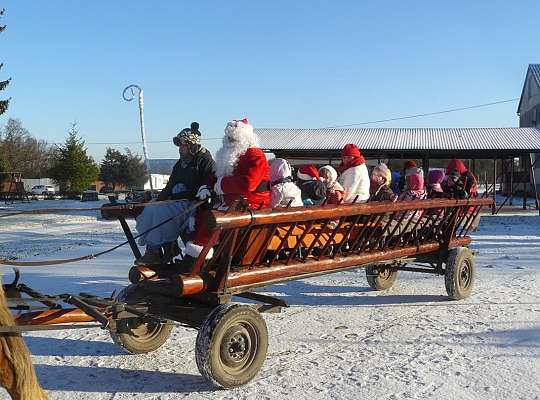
[210,198,493,229]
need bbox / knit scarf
[337,155,366,173]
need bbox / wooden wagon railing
[100,197,492,298]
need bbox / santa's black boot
[161,241,181,264]
[140,278,180,298]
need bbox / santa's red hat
[297,165,320,181]
[224,118,254,142]
[341,144,362,158]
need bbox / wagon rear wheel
[195,304,268,388]
[366,264,398,290]
[109,285,173,354]
[445,247,475,300]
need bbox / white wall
[143,174,170,190]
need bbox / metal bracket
[235,291,289,308]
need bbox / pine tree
[99,148,147,190]
[123,149,147,189]
[99,148,127,190]
[0,9,10,115]
[49,123,99,194]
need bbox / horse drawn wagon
[2,197,491,388]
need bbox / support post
[510,157,514,206]
[422,155,429,178]
[529,154,540,215]
[524,155,528,210]
[501,158,506,196]
[492,158,497,215]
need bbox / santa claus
[213,118,270,209]
[181,119,270,264]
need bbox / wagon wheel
[365,264,398,291]
[109,285,173,354]
[195,303,268,388]
[445,247,475,300]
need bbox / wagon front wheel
[366,264,398,290]
[195,304,268,388]
[445,247,475,300]
[109,285,173,354]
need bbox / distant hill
[148,159,177,174]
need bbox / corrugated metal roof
[254,127,540,152]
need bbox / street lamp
[122,84,153,191]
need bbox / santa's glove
[196,185,213,203]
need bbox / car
[99,186,114,194]
[30,185,56,195]
[81,190,99,202]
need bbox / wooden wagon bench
[4,197,492,388]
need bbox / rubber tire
[366,265,398,291]
[195,303,268,388]
[109,285,173,354]
[445,247,475,300]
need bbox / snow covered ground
[0,200,539,400]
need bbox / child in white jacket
[337,144,370,203]
[269,158,303,208]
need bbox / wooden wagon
[4,197,491,388]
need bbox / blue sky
[0,1,538,161]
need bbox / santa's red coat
[217,147,270,209]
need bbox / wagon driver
[135,122,216,265]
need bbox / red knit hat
[446,158,467,175]
[404,160,417,170]
[341,144,361,158]
[297,165,320,181]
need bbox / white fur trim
[318,165,338,182]
[214,176,224,195]
[297,172,315,181]
[224,120,254,141]
[185,242,214,259]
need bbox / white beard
[215,142,247,177]
[215,130,260,177]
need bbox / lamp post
[122,84,153,191]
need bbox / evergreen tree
[99,147,147,189]
[99,148,127,190]
[49,123,99,194]
[123,149,147,189]
[0,9,10,115]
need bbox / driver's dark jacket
[157,148,216,201]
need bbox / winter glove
[196,185,212,202]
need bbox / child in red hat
[337,144,369,203]
[296,164,327,205]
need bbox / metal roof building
[518,64,540,128]
[255,127,540,160]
